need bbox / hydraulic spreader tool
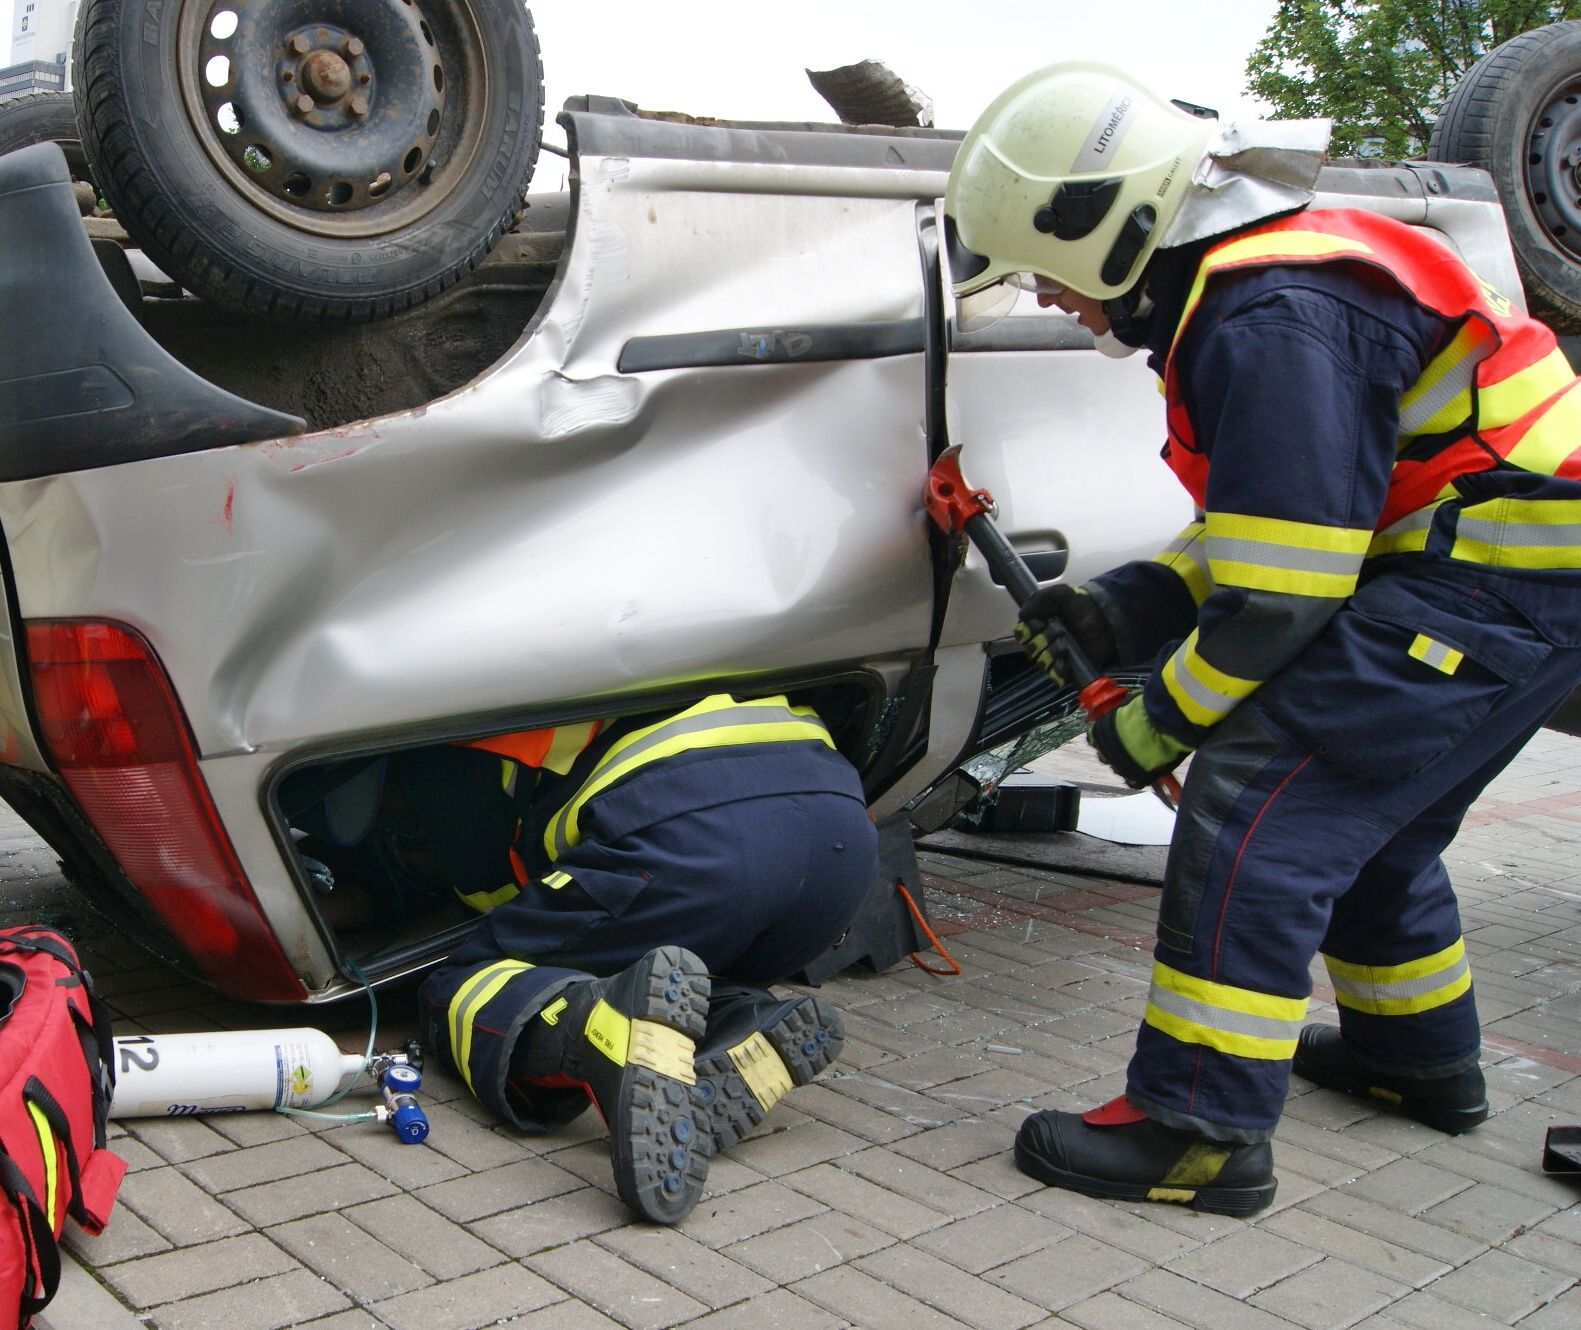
[923,445,1182,809]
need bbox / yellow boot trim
[582,999,697,1085]
[630,1020,698,1085]
[1160,1140,1232,1186]
[728,1032,795,1111]
[1144,1140,1232,1203]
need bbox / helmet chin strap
[1101,286,1154,350]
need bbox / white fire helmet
[944,61,1218,305]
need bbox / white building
[1,0,75,98]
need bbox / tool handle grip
[962,511,1113,693]
[962,512,1041,607]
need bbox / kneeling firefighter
[945,62,1581,1214]
[417,694,878,1224]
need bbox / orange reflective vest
[1161,209,1581,562]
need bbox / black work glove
[1014,585,1118,687]
[1088,695,1191,789]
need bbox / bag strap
[1,928,118,1148]
[0,962,21,1026]
[0,1152,60,1321]
[21,1079,83,1229]
[69,1000,117,1149]
[0,930,80,975]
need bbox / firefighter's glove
[1014,585,1117,688]
[1088,695,1191,790]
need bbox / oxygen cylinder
[109,1028,366,1118]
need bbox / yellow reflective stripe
[1502,379,1581,477]
[25,1100,58,1226]
[1204,512,1370,597]
[1367,503,1441,558]
[541,870,572,889]
[1178,231,1376,344]
[1323,939,1472,1016]
[1153,522,1212,605]
[542,722,599,775]
[455,881,521,912]
[583,998,631,1065]
[544,695,834,859]
[1478,347,1575,431]
[447,960,534,1092]
[1408,634,1463,675]
[1143,961,1307,1060]
[1161,632,1260,728]
[1450,496,1581,569]
[1398,324,1483,437]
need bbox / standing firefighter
[417,693,877,1224]
[944,62,1581,1215]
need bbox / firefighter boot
[512,946,711,1223]
[690,984,844,1154]
[1292,1025,1488,1134]
[1015,1095,1277,1217]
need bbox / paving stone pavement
[4,730,1579,1329]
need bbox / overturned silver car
[0,92,1544,1001]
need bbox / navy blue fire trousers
[1125,557,1581,1143]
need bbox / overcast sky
[3,0,1283,168]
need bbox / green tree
[1246,1,1581,157]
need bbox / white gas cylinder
[109,1028,366,1118]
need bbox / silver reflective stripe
[1147,982,1306,1043]
[1167,651,1244,717]
[1455,515,1581,548]
[1418,639,1457,671]
[1205,536,1366,576]
[1398,348,1482,437]
[1379,507,1437,538]
[1161,530,1210,571]
[548,702,828,859]
[1327,952,1470,1005]
[1071,89,1137,173]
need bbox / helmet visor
[955,278,1020,333]
[955,272,1066,334]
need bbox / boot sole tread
[695,994,844,1154]
[607,947,712,1223]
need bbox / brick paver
[16,730,1581,1328]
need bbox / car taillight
[26,620,307,1002]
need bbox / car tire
[73,0,544,324]
[1429,19,1581,335]
[0,90,91,183]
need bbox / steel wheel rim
[175,0,490,239]
[1526,77,1581,261]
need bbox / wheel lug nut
[349,93,369,118]
[344,36,364,58]
[292,93,315,116]
[288,33,311,55]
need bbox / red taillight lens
[26,620,307,1002]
